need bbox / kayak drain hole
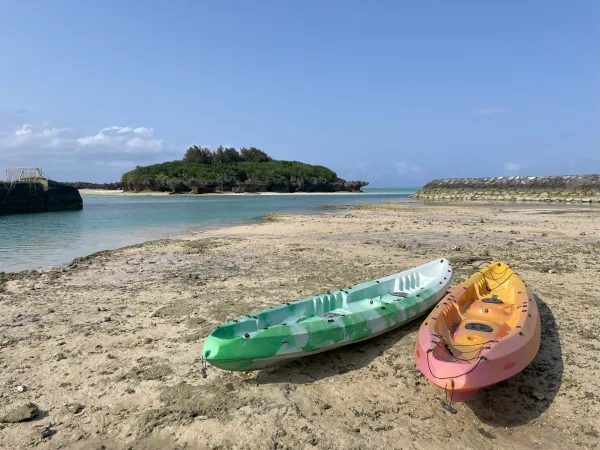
[205,350,211,357]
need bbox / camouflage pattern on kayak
[202,259,452,371]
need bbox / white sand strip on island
[78,189,170,196]
[0,204,599,449]
[78,189,368,196]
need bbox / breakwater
[411,175,600,203]
[0,180,83,215]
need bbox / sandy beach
[1,204,599,449]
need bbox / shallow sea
[0,189,415,272]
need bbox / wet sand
[1,204,599,449]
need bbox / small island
[119,146,368,194]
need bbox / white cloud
[504,162,521,172]
[98,126,153,136]
[1,123,71,151]
[15,124,32,136]
[0,122,178,179]
[396,162,421,175]
[126,136,163,152]
[42,127,69,138]
[76,126,164,153]
[134,127,153,136]
[77,132,108,146]
[476,107,506,115]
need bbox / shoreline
[78,189,372,197]
[3,201,598,276]
[3,195,411,275]
[1,204,599,448]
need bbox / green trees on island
[183,146,213,164]
[239,147,272,163]
[122,145,338,183]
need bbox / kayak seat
[481,295,503,304]
[465,322,493,332]
[452,320,501,345]
[462,299,512,324]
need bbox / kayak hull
[206,307,434,371]
[203,259,453,371]
[415,262,541,402]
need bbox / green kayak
[202,259,452,371]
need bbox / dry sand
[1,204,599,449]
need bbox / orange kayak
[415,262,541,402]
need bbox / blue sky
[0,1,598,186]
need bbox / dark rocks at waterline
[411,174,600,203]
[46,180,83,211]
[121,177,369,194]
[0,180,83,215]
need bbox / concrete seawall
[411,175,600,203]
[0,180,83,215]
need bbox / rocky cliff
[411,175,600,203]
[121,177,368,194]
[0,180,83,215]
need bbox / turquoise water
[362,188,420,194]
[0,189,415,273]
